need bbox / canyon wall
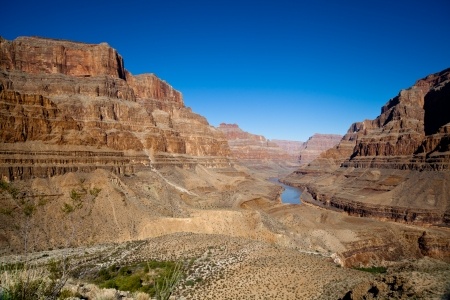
[217,123,299,163]
[0,36,232,181]
[284,68,450,226]
[270,139,304,156]
[297,133,342,165]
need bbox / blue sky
[3,0,450,141]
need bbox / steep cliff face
[217,123,298,162]
[0,36,231,180]
[285,68,450,226]
[0,36,127,79]
[348,68,450,169]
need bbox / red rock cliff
[285,68,450,226]
[0,36,231,180]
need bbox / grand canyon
[0,36,449,299]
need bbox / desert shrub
[93,260,184,299]
[0,257,76,300]
[69,189,81,202]
[0,179,9,191]
[0,180,19,199]
[89,187,102,198]
[0,264,52,300]
[61,203,74,214]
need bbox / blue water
[268,178,302,204]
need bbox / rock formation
[284,67,450,228]
[297,133,342,165]
[0,36,231,181]
[217,123,299,162]
[0,36,289,255]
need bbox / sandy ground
[2,232,449,299]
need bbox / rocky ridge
[285,68,450,230]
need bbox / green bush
[70,190,81,202]
[93,260,184,299]
[61,203,74,214]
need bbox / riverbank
[268,178,302,204]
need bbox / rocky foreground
[2,233,449,299]
[0,36,449,299]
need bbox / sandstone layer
[285,68,450,229]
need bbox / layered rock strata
[297,133,342,165]
[217,123,299,162]
[0,36,231,180]
[285,68,450,227]
[271,139,304,156]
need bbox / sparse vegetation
[92,260,184,299]
[61,203,75,214]
[89,187,102,198]
[354,266,387,274]
[0,179,19,199]
[69,189,82,203]
[0,259,72,300]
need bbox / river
[268,178,302,204]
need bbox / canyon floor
[1,165,449,299]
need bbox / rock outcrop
[285,68,450,227]
[0,36,231,180]
[297,133,342,165]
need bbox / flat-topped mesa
[285,67,450,226]
[0,36,183,105]
[0,36,231,180]
[0,36,126,79]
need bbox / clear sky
[3,0,450,141]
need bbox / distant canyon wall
[217,123,300,163]
[297,133,342,165]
